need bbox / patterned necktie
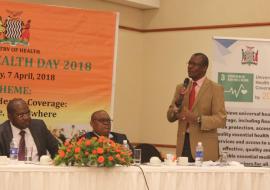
[18,130,26,161]
[189,82,197,110]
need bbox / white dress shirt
[10,122,39,162]
[193,75,206,97]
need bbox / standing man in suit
[0,98,59,161]
[167,53,226,162]
[82,110,133,152]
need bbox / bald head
[90,110,111,137]
[90,110,107,121]
[7,98,31,129]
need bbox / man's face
[91,111,111,137]
[8,100,31,130]
[187,55,207,81]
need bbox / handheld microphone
[175,78,190,109]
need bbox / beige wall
[10,0,144,142]
[140,0,270,148]
[142,28,270,147]
[7,0,270,151]
[113,30,144,142]
[10,0,143,28]
[143,0,270,28]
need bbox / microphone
[175,78,190,109]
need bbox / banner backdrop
[0,1,118,138]
[213,36,270,167]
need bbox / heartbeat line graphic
[224,84,247,98]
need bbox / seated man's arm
[41,121,59,158]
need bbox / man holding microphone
[167,52,227,162]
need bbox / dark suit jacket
[0,119,59,159]
[82,131,134,153]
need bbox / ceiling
[103,0,160,9]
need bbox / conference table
[0,162,269,190]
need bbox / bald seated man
[81,110,134,152]
[0,98,59,161]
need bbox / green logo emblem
[218,72,253,102]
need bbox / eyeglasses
[94,118,113,124]
[15,111,31,119]
[187,61,203,67]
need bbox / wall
[9,0,143,28]
[143,0,270,28]
[141,27,270,147]
[113,30,143,142]
[140,0,270,151]
[5,0,270,153]
[7,0,144,143]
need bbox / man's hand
[171,104,179,119]
[167,104,180,122]
[178,107,197,124]
[175,86,189,107]
[179,86,189,95]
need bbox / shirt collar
[10,122,30,134]
[193,76,206,87]
[93,132,114,139]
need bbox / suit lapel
[5,122,13,142]
[191,78,210,111]
[4,122,13,152]
[28,123,42,156]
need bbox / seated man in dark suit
[82,110,133,152]
[0,98,59,161]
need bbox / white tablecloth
[0,163,270,190]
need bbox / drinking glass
[219,151,228,166]
[25,146,33,164]
[133,149,141,164]
[177,157,188,166]
[166,153,174,162]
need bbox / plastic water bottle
[10,138,18,162]
[195,142,204,166]
[123,140,129,150]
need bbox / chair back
[135,143,163,163]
